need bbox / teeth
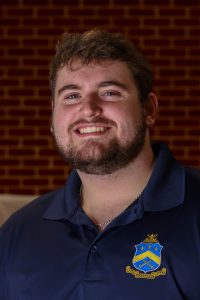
[79,127,107,134]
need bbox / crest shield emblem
[133,234,163,273]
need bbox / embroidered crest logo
[126,234,167,279]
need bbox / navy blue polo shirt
[1,143,200,300]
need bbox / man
[0,30,200,299]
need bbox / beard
[52,118,147,175]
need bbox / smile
[78,126,108,134]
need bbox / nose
[79,94,102,119]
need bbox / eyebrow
[57,84,80,96]
[98,80,128,90]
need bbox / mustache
[69,117,116,131]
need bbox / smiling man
[0,30,200,300]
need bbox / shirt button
[91,245,98,253]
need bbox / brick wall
[0,0,199,195]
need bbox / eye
[105,91,115,96]
[100,90,121,101]
[63,93,81,103]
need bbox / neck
[78,142,155,230]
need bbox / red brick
[9,149,35,156]
[37,28,64,36]
[160,69,186,77]
[175,119,199,126]
[113,19,139,26]
[173,100,199,107]
[23,119,49,126]
[23,139,49,146]
[23,179,49,185]
[84,0,110,4]
[0,59,19,66]
[23,159,49,166]
[39,169,65,176]
[174,80,199,86]
[37,8,64,17]
[37,69,49,77]
[0,79,19,85]
[159,29,185,36]
[174,0,199,5]
[129,9,155,15]
[22,59,49,66]
[160,130,184,136]
[129,29,155,36]
[190,29,200,36]
[190,90,200,96]
[1,0,21,5]
[53,179,67,186]
[52,0,79,4]
[144,19,170,26]
[0,100,19,106]
[0,159,19,166]
[23,0,49,5]
[7,8,33,15]
[144,0,171,4]
[144,39,170,46]
[189,129,200,136]
[0,139,19,146]
[38,89,51,96]
[190,70,200,76]
[9,128,35,135]
[39,149,58,156]
[8,49,34,56]
[0,179,20,185]
[98,8,125,16]
[190,8,200,16]
[159,9,186,16]
[9,89,35,96]
[175,59,200,66]
[9,188,36,194]
[38,49,54,56]
[24,79,48,86]
[189,110,200,117]
[68,8,95,15]
[0,120,19,126]
[9,169,35,176]
[23,18,50,26]
[174,19,199,26]
[7,29,33,35]
[22,39,49,46]
[83,19,110,26]
[9,109,35,116]
[0,39,19,46]
[174,140,199,147]
[0,19,19,26]
[8,68,34,76]
[24,99,50,107]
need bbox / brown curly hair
[49,30,153,103]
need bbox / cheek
[52,107,71,129]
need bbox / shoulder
[0,187,64,231]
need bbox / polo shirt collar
[43,143,185,222]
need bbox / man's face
[52,60,152,175]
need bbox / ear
[143,92,158,128]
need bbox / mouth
[75,125,111,136]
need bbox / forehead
[55,60,136,91]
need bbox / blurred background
[0,0,200,196]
